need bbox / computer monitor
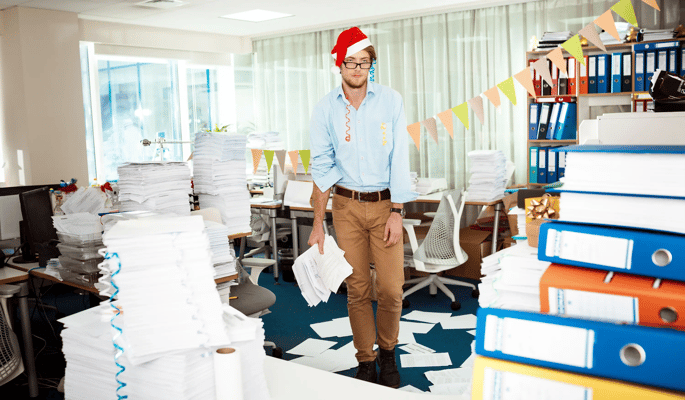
[15,187,58,263]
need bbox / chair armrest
[423,212,436,219]
[241,258,277,285]
[402,218,421,227]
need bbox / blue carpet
[259,272,479,392]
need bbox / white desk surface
[264,356,467,400]
[0,266,29,284]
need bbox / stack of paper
[52,212,102,236]
[536,31,573,49]
[117,162,192,216]
[409,171,418,192]
[292,235,353,307]
[246,131,284,150]
[60,187,107,215]
[478,243,550,312]
[415,178,448,195]
[204,220,237,278]
[508,206,527,241]
[466,150,507,201]
[193,133,251,235]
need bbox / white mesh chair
[0,284,24,387]
[402,190,478,311]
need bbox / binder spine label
[548,287,640,324]
[484,315,595,369]
[483,367,593,400]
[546,229,633,270]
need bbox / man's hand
[384,212,403,247]
[308,225,326,254]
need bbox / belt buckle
[357,191,380,203]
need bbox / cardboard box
[444,227,492,280]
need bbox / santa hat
[330,27,372,74]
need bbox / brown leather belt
[334,186,391,202]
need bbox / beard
[342,73,367,89]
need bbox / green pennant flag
[611,0,639,28]
[299,150,311,174]
[451,102,469,130]
[263,150,275,173]
[497,77,517,106]
[561,35,586,66]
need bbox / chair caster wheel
[402,299,410,309]
[472,289,480,299]
[451,301,461,311]
[272,347,283,358]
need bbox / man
[308,26,416,388]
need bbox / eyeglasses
[342,61,373,69]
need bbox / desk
[250,203,283,281]
[0,267,39,397]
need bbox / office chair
[402,190,477,311]
[0,284,24,386]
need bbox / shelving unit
[525,37,685,187]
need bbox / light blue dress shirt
[310,82,418,204]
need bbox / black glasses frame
[342,61,373,69]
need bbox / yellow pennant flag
[611,0,638,28]
[547,47,568,76]
[594,10,621,42]
[497,77,517,106]
[251,149,262,174]
[514,68,537,98]
[560,35,585,66]
[299,150,311,174]
[642,0,659,10]
[407,122,421,150]
[467,96,485,126]
[451,102,469,130]
[483,86,501,108]
[578,23,606,52]
[288,150,299,174]
[436,109,454,138]
[263,150,275,173]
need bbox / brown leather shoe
[377,347,400,388]
[353,360,377,383]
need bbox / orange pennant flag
[547,47,567,76]
[436,109,454,139]
[407,122,421,150]
[288,150,299,174]
[642,0,659,10]
[594,10,621,42]
[514,68,537,98]
[467,96,485,126]
[531,57,553,87]
[251,149,263,174]
[483,86,501,108]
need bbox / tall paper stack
[193,133,251,235]
[466,150,507,202]
[117,162,192,216]
[205,220,237,279]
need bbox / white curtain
[253,0,679,189]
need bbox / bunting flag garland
[407,122,421,150]
[594,10,621,41]
[275,150,287,174]
[421,117,439,143]
[263,150,275,173]
[578,23,607,52]
[483,86,501,108]
[514,68,537,98]
[288,150,300,173]
[451,102,469,130]
[547,47,568,76]
[436,109,454,138]
[299,150,311,174]
[561,35,586,66]
[497,77,517,106]
[467,96,485,126]
[250,149,263,174]
[611,0,639,28]
[531,57,554,86]
[642,0,659,11]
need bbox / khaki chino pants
[332,193,404,363]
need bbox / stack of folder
[632,41,682,93]
[117,162,193,216]
[471,144,685,399]
[466,150,507,202]
[193,133,251,235]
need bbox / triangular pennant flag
[299,150,311,174]
[467,96,485,126]
[263,150,275,173]
[275,150,287,174]
[560,35,585,66]
[288,150,300,174]
[483,86,501,108]
[594,10,621,42]
[578,23,606,52]
[407,122,421,150]
[547,47,568,75]
[611,0,638,28]
[531,57,554,87]
[451,102,469,130]
[436,109,454,138]
[251,149,262,174]
[513,68,537,98]
[497,77,517,106]
[421,117,438,143]
[641,0,659,11]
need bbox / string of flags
[250,149,311,175]
[406,0,658,150]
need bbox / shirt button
[361,156,364,160]
[359,138,362,142]
[357,120,361,124]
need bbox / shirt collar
[336,81,376,100]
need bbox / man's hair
[364,46,377,62]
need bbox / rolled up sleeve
[310,103,343,192]
[389,97,418,204]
